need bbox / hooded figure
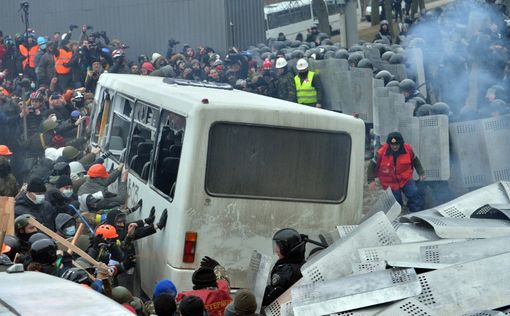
[54,213,76,238]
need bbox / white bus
[90,74,365,294]
[264,0,361,40]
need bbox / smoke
[404,0,509,117]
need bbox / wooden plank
[68,223,85,256]
[27,217,108,273]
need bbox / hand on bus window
[316,103,322,109]
[369,181,377,190]
[200,256,220,269]
[127,223,137,236]
[121,166,129,182]
[91,146,101,155]
[117,163,124,171]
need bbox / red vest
[376,143,414,190]
[176,279,232,316]
[19,44,39,69]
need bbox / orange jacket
[19,44,39,69]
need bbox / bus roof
[264,0,311,15]
[98,74,357,123]
[0,271,133,315]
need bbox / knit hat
[191,267,217,289]
[179,295,205,316]
[154,293,177,316]
[62,146,80,161]
[153,279,178,299]
[233,289,257,315]
[55,175,73,189]
[27,177,46,193]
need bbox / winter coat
[15,192,57,231]
[36,51,55,86]
[262,257,305,307]
[275,68,297,102]
[177,279,232,316]
[77,169,127,211]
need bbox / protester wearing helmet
[294,58,323,108]
[274,57,296,103]
[374,20,392,44]
[27,238,72,276]
[77,163,128,212]
[14,214,39,254]
[367,132,425,212]
[15,177,57,230]
[399,79,425,103]
[262,228,306,307]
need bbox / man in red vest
[368,131,425,212]
[177,256,232,316]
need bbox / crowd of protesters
[1,0,510,314]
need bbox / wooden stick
[5,197,14,236]
[0,197,10,248]
[67,223,85,255]
[27,217,107,273]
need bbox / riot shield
[349,68,381,123]
[337,225,358,238]
[301,212,400,284]
[291,268,421,316]
[418,236,510,267]
[435,181,510,218]
[462,311,505,316]
[352,261,387,274]
[246,251,274,313]
[376,298,439,316]
[357,239,465,270]
[408,215,510,239]
[363,44,384,70]
[413,252,510,314]
[406,48,427,98]
[360,188,401,223]
[392,222,440,243]
[415,115,450,181]
[381,63,407,81]
[471,204,510,221]
[373,86,394,142]
[450,114,510,188]
[309,59,350,111]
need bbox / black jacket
[262,256,305,307]
[15,192,57,231]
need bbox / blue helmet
[37,36,47,46]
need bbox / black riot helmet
[61,267,90,284]
[357,58,373,69]
[3,235,20,261]
[28,232,51,245]
[375,70,393,85]
[272,228,305,259]
[431,102,450,115]
[30,239,57,265]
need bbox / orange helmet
[87,164,109,179]
[1,243,11,254]
[0,145,13,156]
[95,224,118,239]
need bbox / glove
[121,255,136,271]
[145,206,156,225]
[157,209,168,229]
[200,256,220,269]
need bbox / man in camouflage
[274,57,296,103]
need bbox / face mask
[34,194,45,204]
[62,189,73,198]
[64,226,76,237]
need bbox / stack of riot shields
[259,181,510,315]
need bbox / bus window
[127,101,159,181]
[93,90,111,146]
[109,113,130,158]
[152,110,186,199]
[205,123,351,203]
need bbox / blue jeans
[392,180,423,212]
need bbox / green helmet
[15,214,32,231]
[41,119,57,133]
[112,286,133,304]
[62,146,80,161]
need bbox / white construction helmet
[296,58,309,71]
[275,57,288,69]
